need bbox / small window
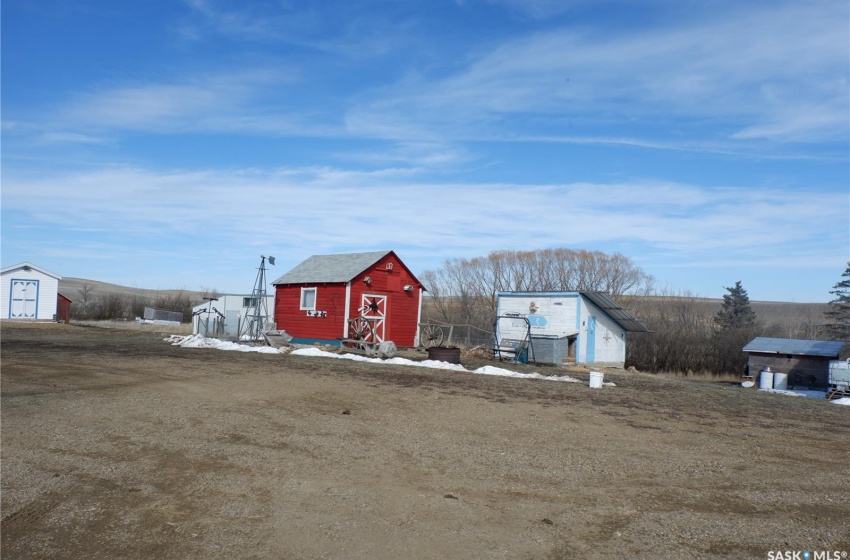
[243,297,259,308]
[300,287,317,310]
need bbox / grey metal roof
[742,337,844,357]
[272,251,392,285]
[580,291,650,333]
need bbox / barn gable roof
[1,262,62,280]
[743,337,844,357]
[272,251,394,285]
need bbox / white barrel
[589,371,604,388]
[759,369,774,390]
[773,372,788,390]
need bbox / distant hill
[59,278,211,304]
[618,294,828,324]
[61,277,829,328]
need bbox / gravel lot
[2,322,849,559]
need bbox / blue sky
[2,0,848,302]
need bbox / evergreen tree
[823,262,850,340]
[715,281,757,330]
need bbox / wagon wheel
[349,317,373,341]
[420,324,445,348]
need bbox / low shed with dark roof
[272,250,425,346]
[743,337,845,388]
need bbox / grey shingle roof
[272,251,392,285]
[742,337,844,357]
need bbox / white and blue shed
[496,291,648,367]
[1,262,62,321]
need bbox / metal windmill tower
[239,255,275,341]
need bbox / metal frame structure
[238,255,275,341]
[193,296,225,337]
[491,315,535,364]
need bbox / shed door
[225,310,240,337]
[10,279,39,319]
[359,294,386,343]
[586,315,597,362]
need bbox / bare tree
[422,248,654,347]
[626,289,714,373]
[75,283,96,319]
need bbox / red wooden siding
[273,252,423,346]
[56,293,72,324]
[348,253,421,346]
[274,283,348,342]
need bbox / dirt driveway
[2,322,849,559]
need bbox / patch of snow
[759,388,825,398]
[164,334,283,354]
[759,388,805,397]
[290,348,584,382]
[471,364,582,382]
[758,388,850,405]
[165,338,610,384]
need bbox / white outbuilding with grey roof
[1,262,62,321]
[496,291,648,367]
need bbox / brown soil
[2,322,848,559]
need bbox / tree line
[420,248,654,346]
[71,283,210,323]
[421,249,849,375]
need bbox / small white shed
[496,291,648,367]
[1,262,62,321]
[192,294,275,337]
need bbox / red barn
[272,250,425,347]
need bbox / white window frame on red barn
[300,287,317,311]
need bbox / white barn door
[359,294,386,343]
[10,279,39,319]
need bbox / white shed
[496,291,648,367]
[192,294,275,337]
[1,262,62,321]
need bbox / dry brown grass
[3,322,849,559]
[59,277,209,300]
[71,320,192,335]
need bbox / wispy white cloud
[38,132,107,144]
[481,0,582,19]
[8,0,845,159]
[336,142,474,167]
[181,0,414,59]
[348,1,849,145]
[3,165,845,272]
[511,135,846,161]
[58,69,296,133]
[3,1,845,302]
